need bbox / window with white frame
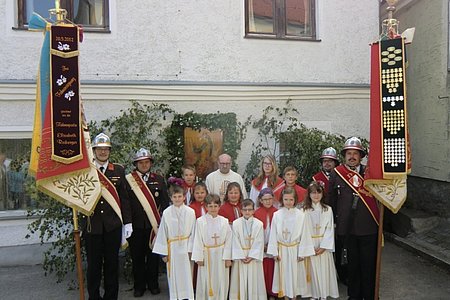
[17,0,109,32]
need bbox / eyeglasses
[219,162,231,165]
[263,162,272,166]
[261,197,273,201]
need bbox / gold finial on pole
[49,0,67,23]
[386,0,398,20]
[381,0,400,40]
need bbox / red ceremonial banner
[364,38,410,214]
[36,98,90,181]
[50,25,83,164]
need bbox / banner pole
[374,204,384,300]
[72,208,85,300]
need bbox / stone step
[384,207,440,237]
[384,207,450,273]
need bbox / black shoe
[133,289,145,297]
[149,287,160,295]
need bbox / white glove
[123,223,133,239]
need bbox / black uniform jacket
[328,165,378,236]
[81,163,132,234]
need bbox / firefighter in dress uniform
[126,148,170,297]
[83,133,133,300]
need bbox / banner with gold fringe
[364,38,411,214]
[29,13,102,216]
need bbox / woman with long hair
[249,154,284,206]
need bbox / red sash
[334,165,380,225]
[127,171,162,247]
[97,166,122,221]
[130,171,161,225]
[97,168,120,207]
[312,171,330,192]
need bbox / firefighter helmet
[320,147,338,162]
[341,137,366,158]
[92,133,111,148]
[133,148,153,162]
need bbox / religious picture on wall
[184,128,223,180]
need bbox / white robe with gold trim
[153,204,196,300]
[191,213,232,300]
[267,207,315,298]
[304,203,339,299]
[230,217,267,300]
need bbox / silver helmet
[92,133,111,148]
[133,148,153,162]
[320,147,338,161]
[341,137,366,158]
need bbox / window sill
[12,26,111,34]
[244,34,321,42]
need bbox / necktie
[99,166,105,173]
[142,174,148,182]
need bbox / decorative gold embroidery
[53,172,99,204]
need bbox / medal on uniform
[351,175,361,187]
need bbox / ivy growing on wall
[243,100,368,187]
[89,101,174,172]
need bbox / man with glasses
[205,153,247,202]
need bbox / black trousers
[128,228,160,291]
[335,235,348,285]
[338,234,377,300]
[84,227,122,300]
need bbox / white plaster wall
[1,0,379,84]
[392,0,450,181]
